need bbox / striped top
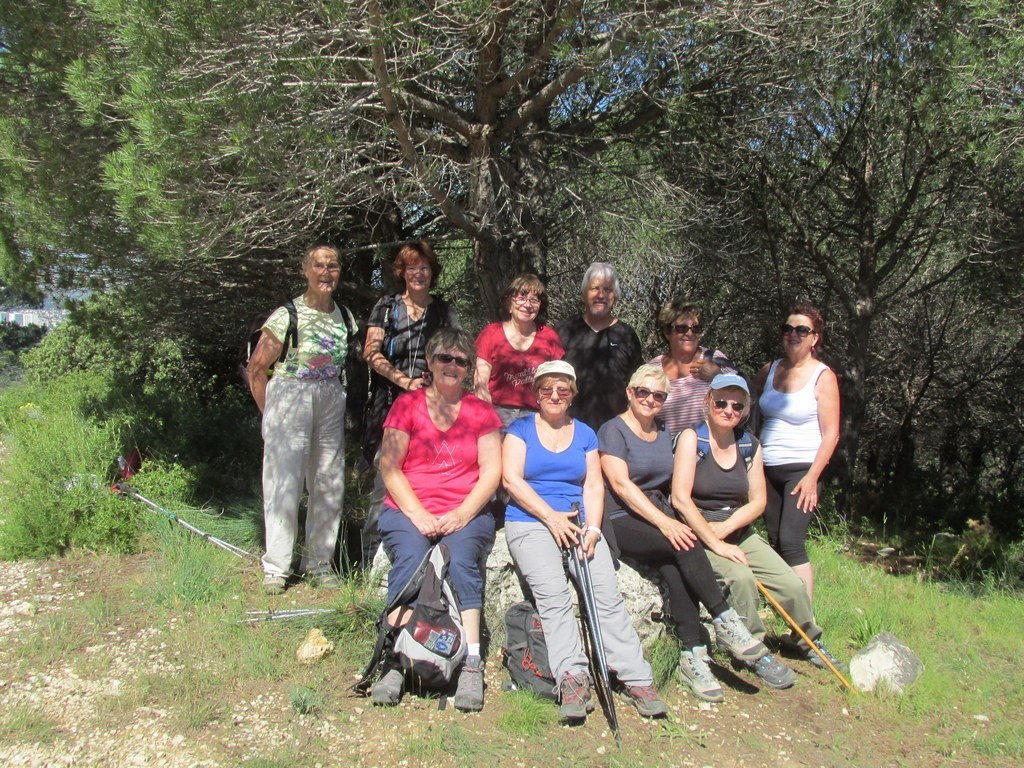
[649,349,734,438]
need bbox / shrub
[0,373,133,559]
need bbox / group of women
[251,241,841,718]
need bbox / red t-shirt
[474,322,565,409]
[383,389,502,515]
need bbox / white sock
[468,643,480,658]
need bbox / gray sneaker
[805,642,847,672]
[678,646,724,703]
[713,608,768,662]
[371,669,404,706]
[262,575,286,596]
[308,571,343,589]
[747,653,796,689]
[454,655,484,712]
[558,673,593,720]
[623,684,669,718]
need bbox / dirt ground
[0,555,1011,768]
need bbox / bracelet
[586,525,602,540]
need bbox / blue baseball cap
[709,373,749,395]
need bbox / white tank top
[759,359,827,466]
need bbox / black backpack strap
[280,300,298,364]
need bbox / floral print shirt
[263,296,354,381]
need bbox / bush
[0,373,134,559]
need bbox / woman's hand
[406,376,426,391]
[791,473,820,512]
[710,540,749,566]
[658,518,698,551]
[409,509,442,538]
[544,513,583,551]
[578,528,601,560]
[436,508,473,536]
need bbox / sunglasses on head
[780,323,814,338]
[433,352,470,368]
[711,399,746,413]
[668,323,702,335]
[632,386,668,404]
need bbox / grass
[495,689,558,736]
[0,705,62,745]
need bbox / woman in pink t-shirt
[474,273,564,426]
[372,328,502,713]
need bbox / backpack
[693,421,756,471]
[239,299,358,386]
[502,601,557,700]
[353,544,466,694]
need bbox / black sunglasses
[633,386,668,404]
[668,323,703,335]
[780,323,814,338]
[433,352,470,368]
[711,399,746,413]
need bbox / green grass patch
[495,689,558,737]
[0,705,62,745]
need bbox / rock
[371,529,668,646]
[849,631,924,694]
[0,599,38,617]
[296,628,335,665]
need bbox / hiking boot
[558,673,593,720]
[371,669,405,706]
[713,608,768,662]
[308,571,343,589]
[623,685,669,718]
[678,646,724,703]
[805,642,847,672]
[746,653,796,690]
[262,575,286,596]
[454,655,485,712]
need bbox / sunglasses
[433,352,470,368]
[632,386,668,404]
[668,323,703,335]
[538,385,573,399]
[711,399,746,413]
[780,324,814,338]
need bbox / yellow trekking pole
[755,580,856,694]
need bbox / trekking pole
[114,483,254,560]
[755,580,856,694]
[239,608,336,623]
[568,504,622,749]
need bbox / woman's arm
[436,429,502,535]
[791,367,841,512]
[246,330,284,414]
[473,357,493,402]
[363,325,424,391]
[579,449,605,558]
[706,446,767,541]
[380,426,441,538]
[502,432,582,549]
[599,452,696,552]
[671,429,748,565]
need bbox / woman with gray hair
[599,364,779,702]
[371,327,502,712]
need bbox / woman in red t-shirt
[372,328,502,713]
[474,273,564,427]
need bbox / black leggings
[610,513,729,648]
[763,463,814,567]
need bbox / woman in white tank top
[755,304,840,606]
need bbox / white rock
[849,632,924,695]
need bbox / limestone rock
[849,631,924,694]
[296,628,335,665]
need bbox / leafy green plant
[288,685,324,716]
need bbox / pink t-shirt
[475,322,565,409]
[383,389,502,515]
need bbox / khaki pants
[704,533,822,648]
[261,377,346,578]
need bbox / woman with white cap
[502,360,669,722]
